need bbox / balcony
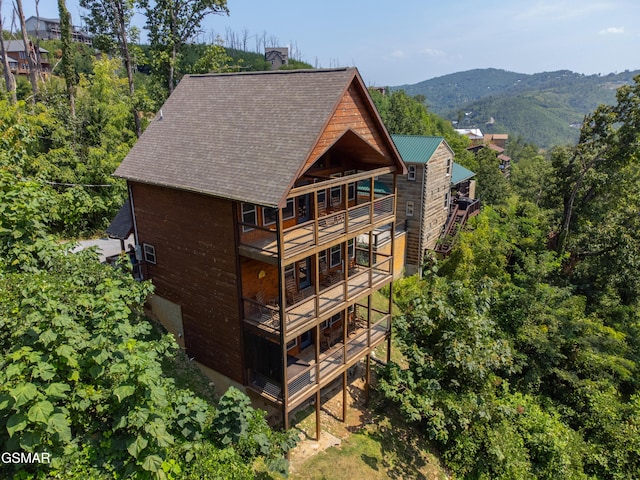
[238,188,395,263]
[247,309,390,408]
[242,255,393,340]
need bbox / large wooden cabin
[113,68,406,434]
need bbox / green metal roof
[357,179,392,195]
[390,134,445,164]
[452,162,475,185]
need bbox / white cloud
[599,26,625,35]
[422,48,446,57]
[390,50,406,58]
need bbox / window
[286,338,297,350]
[330,244,341,268]
[348,182,356,201]
[446,159,451,176]
[282,198,295,220]
[241,203,257,232]
[406,200,414,217]
[329,313,341,326]
[317,189,326,208]
[285,264,295,283]
[263,199,295,225]
[348,239,355,259]
[143,243,156,264]
[407,165,416,181]
[330,186,341,207]
[444,192,450,209]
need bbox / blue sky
[4,0,639,86]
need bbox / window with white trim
[283,199,295,219]
[330,244,341,268]
[286,338,297,350]
[241,203,257,232]
[143,243,157,264]
[444,192,450,208]
[319,249,327,265]
[407,165,416,181]
[446,158,451,176]
[317,189,326,208]
[263,199,295,225]
[329,312,341,326]
[406,200,414,217]
[348,182,356,201]
[348,239,355,259]
[330,186,341,207]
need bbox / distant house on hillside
[1,40,50,76]
[455,128,484,144]
[265,47,288,69]
[25,16,92,45]
[111,67,406,437]
[464,129,512,178]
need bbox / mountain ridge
[391,68,640,148]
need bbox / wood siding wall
[390,163,424,269]
[420,144,452,252]
[303,85,394,172]
[130,182,244,383]
[385,142,453,272]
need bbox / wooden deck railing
[246,313,391,403]
[241,257,393,338]
[238,193,395,260]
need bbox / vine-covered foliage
[0,60,297,475]
[0,58,136,238]
[0,228,295,479]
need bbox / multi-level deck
[238,169,396,413]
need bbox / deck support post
[342,371,348,422]
[365,354,371,405]
[315,390,321,441]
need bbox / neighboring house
[386,135,455,274]
[265,47,288,69]
[455,127,484,144]
[462,129,511,177]
[112,68,406,435]
[1,40,50,76]
[25,16,92,45]
[468,136,512,177]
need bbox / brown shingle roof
[115,68,375,207]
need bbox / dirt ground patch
[287,361,450,479]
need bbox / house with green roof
[389,135,477,272]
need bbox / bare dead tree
[0,0,17,103]
[241,27,249,52]
[15,0,39,100]
[266,34,279,48]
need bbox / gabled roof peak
[115,67,401,207]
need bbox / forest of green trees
[1,0,640,478]
[374,82,640,478]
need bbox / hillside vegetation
[394,68,640,148]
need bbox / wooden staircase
[435,198,480,255]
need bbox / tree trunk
[115,1,141,137]
[57,0,76,118]
[168,43,176,94]
[15,0,39,100]
[0,0,17,104]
